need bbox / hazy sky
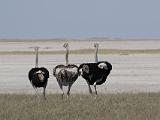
[0,0,160,39]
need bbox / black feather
[78,61,112,85]
[28,67,49,88]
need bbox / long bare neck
[35,47,39,68]
[94,43,99,63]
[66,47,69,65]
[64,43,69,65]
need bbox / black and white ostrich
[78,43,112,95]
[53,43,79,98]
[28,47,49,99]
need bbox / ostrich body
[28,47,49,99]
[78,43,112,95]
[53,43,79,98]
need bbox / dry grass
[0,49,160,55]
[0,93,160,120]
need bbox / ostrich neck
[65,48,69,65]
[35,48,38,68]
[95,47,98,63]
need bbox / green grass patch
[0,93,160,120]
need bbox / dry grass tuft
[0,93,160,120]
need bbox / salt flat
[0,40,160,52]
[0,40,160,94]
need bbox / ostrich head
[98,63,108,70]
[94,43,99,48]
[63,43,69,49]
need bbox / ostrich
[28,47,49,99]
[53,43,79,98]
[78,43,112,95]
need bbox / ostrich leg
[67,83,73,98]
[87,83,92,94]
[43,87,46,100]
[93,82,98,95]
[58,82,64,99]
[31,82,40,97]
[33,87,40,99]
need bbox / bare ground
[0,40,160,94]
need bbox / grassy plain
[0,39,160,120]
[0,93,160,120]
